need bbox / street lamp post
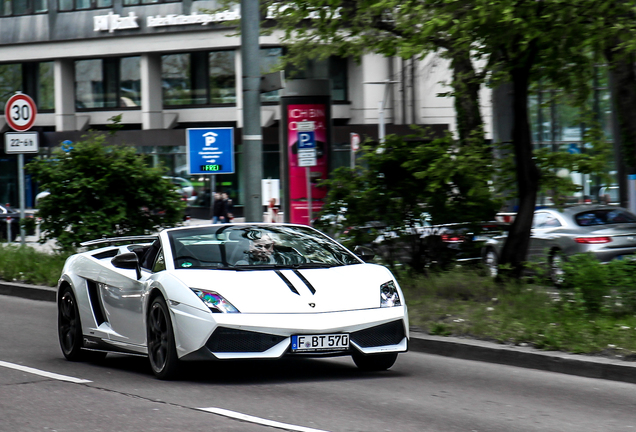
[363,80,398,144]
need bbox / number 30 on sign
[5,93,37,132]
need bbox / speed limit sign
[5,93,37,132]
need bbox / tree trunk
[604,40,636,207]
[498,64,541,278]
[450,50,484,145]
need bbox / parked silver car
[483,205,636,283]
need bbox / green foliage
[0,244,69,287]
[401,266,636,357]
[26,133,186,251]
[316,130,502,255]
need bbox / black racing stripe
[293,270,316,295]
[275,270,300,295]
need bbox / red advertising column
[280,80,331,225]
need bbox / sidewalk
[2,220,636,385]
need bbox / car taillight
[441,234,465,243]
[575,237,612,244]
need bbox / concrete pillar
[361,54,392,125]
[54,59,75,131]
[141,53,163,130]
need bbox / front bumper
[171,304,409,361]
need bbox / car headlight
[191,289,240,313]
[380,281,401,307]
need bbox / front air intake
[206,327,285,352]
[350,320,405,348]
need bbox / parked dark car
[0,204,20,241]
[372,221,509,272]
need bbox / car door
[99,244,163,348]
[528,212,563,261]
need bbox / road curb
[2,281,635,384]
[409,332,636,385]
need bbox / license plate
[291,333,349,352]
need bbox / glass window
[58,0,73,10]
[1,0,12,15]
[162,54,192,106]
[260,48,283,103]
[13,0,27,14]
[58,0,111,11]
[75,59,104,109]
[33,0,46,12]
[123,0,139,4]
[209,51,236,104]
[38,62,54,110]
[120,57,141,107]
[75,57,141,110]
[0,64,22,110]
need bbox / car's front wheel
[352,352,398,371]
[147,296,179,380]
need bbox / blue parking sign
[186,128,235,175]
[297,131,316,149]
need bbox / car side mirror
[354,245,375,262]
[112,252,141,280]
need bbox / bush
[26,132,186,251]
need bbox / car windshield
[168,225,361,269]
[574,209,636,226]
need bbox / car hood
[170,263,395,313]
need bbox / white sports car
[57,223,409,379]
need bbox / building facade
[0,0,466,216]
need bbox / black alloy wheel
[147,296,179,380]
[352,352,398,371]
[58,286,85,360]
[58,286,107,362]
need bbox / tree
[268,0,612,277]
[26,133,186,251]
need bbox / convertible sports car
[57,223,409,379]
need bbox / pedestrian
[212,192,225,224]
[222,192,234,222]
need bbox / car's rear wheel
[58,286,106,362]
[484,248,498,278]
[147,296,179,380]
[352,352,398,371]
[549,250,566,287]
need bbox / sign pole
[17,154,25,245]
[306,167,312,225]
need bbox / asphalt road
[2,294,636,432]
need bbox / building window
[58,0,112,11]
[122,0,178,5]
[259,48,348,103]
[0,64,21,105]
[75,57,141,110]
[1,0,47,15]
[162,50,236,107]
[0,62,54,113]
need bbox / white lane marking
[0,361,92,384]
[197,407,330,432]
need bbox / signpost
[4,92,38,245]
[350,132,360,169]
[186,127,235,219]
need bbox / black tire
[58,286,107,362]
[483,248,498,278]
[58,286,84,360]
[352,352,398,371]
[147,296,179,380]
